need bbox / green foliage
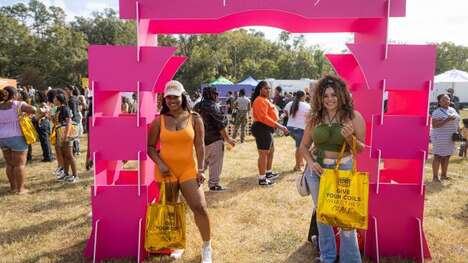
[436,42,468,74]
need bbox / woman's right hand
[278,124,289,135]
[308,161,323,176]
[159,163,171,177]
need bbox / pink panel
[357,147,379,184]
[84,185,156,262]
[88,45,176,92]
[90,116,147,161]
[365,184,431,261]
[386,90,429,116]
[95,160,124,185]
[139,91,156,122]
[94,91,121,117]
[326,54,366,88]
[381,159,423,184]
[149,16,382,34]
[138,19,157,46]
[154,56,187,93]
[348,44,437,90]
[371,115,429,159]
[354,18,387,45]
[326,55,383,123]
[120,0,406,20]
[351,85,383,124]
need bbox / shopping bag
[316,138,369,230]
[50,127,57,146]
[57,123,79,142]
[17,107,38,145]
[145,181,186,252]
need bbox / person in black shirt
[54,92,78,183]
[447,88,460,113]
[64,86,81,155]
[194,86,236,192]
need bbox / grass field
[0,111,467,263]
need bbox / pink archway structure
[84,0,435,262]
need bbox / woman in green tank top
[299,75,366,263]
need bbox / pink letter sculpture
[84,0,434,262]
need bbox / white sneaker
[64,175,77,183]
[56,170,67,181]
[201,245,212,263]
[170,249,184,259]
[54,167,63,175]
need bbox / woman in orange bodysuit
[148,81,212,263]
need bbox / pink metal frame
[84,1,434,262]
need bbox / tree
[71,9,136,45]
[436,42,468,74]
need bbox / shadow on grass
[455,203,468,227]
[283,242,316,262]
[27,197,89,213]
[28,177,92,194]
[425,180,450,196]
[0,214,87,247]
[24,239,88,263]
[204,170,297,207]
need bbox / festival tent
[432,69,468,107]
[209,76,234,85]
[202,76,256,98]
[237,76,259,87]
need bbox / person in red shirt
[251,81,289,186]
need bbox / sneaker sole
[266,175,280,180]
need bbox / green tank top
[312,123,346,165]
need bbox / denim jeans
[304,158,362,263]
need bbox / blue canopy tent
[201,76,258,98]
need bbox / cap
[164,80,185,97]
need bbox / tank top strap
[188,113,193,128]
[160,115,166,131]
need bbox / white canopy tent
[432,69,468,107]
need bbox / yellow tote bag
[145,181,186,252]
[17,107,38,145]
[316,138,369,230]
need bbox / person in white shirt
[283,90,310,171]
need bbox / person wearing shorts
[283,90,311,171]
[250,81,289,186]
[0,86,36,194]
[148,80,213,263]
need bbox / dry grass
[0,111,467,263]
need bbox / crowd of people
[0,85,91,193]
[1,74,467,263]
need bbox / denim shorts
[0,136,28,152]
[287,127,304,148]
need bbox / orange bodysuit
[154,114,197,183]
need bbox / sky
[1,0,468,52]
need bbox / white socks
[203,240,211,248]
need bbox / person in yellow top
[251,81,289,186]
[147,81,213,263]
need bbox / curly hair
[309,75,354,125]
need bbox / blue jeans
[287,127,304,148]
[304,158,362,263]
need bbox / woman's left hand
[341,123,354,140]
[197,171,206,186]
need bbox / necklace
[326,111,338,127]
